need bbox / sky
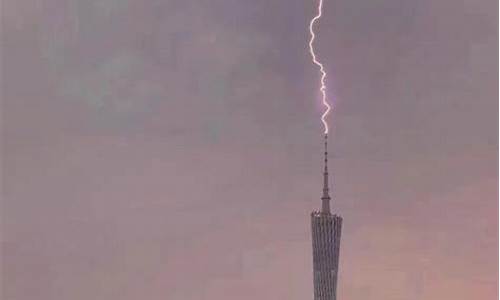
[1,0,498,299]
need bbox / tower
[311,134,342,300]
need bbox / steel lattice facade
[311,212,342,300]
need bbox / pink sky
[2,0,497,299]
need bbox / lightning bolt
[308,0,330,135]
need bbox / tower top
[321,134,331,214]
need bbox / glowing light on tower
[308,0,330,135]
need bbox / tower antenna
[321,133,331,214]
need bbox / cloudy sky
[2,0,497,299]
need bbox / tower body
[311,134,342,300]
[311,211,342,300]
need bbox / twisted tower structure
[311,134,342,300]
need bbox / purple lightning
[308,0,331,135]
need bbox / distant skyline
[2,0,498,299]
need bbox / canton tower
[311,134,342,300]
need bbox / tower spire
[321,133,331,214]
